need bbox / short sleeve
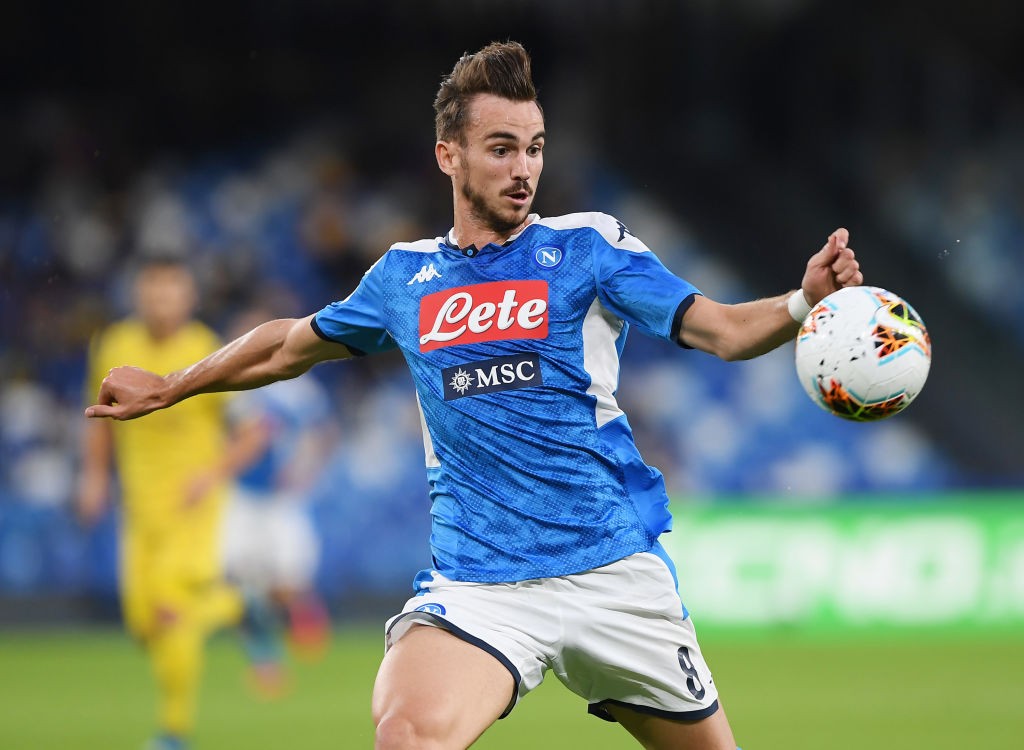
[311,254,398,355]
[591,215,701,343]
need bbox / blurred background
[3,0,1023,622]
[1,1,1023,746]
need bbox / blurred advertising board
[664,493,1024,629]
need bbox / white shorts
[385,550,720,722]
[222,488,320,592]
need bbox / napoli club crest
[534,246,563,269]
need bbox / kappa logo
[616,220,636,242]
[419,280,549,352]
[442,353,542,400]
[407,263,443,285]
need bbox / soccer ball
[794,286,931,421]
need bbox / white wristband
[787,290,812,323]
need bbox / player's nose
[511,151,531,181]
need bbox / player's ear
[436,140,459,176]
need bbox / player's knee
[374,710,450,750]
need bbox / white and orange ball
[795,286,931,421]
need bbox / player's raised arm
[679,228,863,360]
[85,315,352,421]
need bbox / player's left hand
[183,471,219,509]
[800,228,862,306]
[85,366,168,420]
[75,474,109,527]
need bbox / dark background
[1,15,1021,748]
[4,0,1022,478]
[2,0,1023,628]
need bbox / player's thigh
[372,624,515,749]
[119,532,155,638]
[607,702,737,750]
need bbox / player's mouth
[503,184,532,206]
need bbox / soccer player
[221,307,333,660]
[77,258,284,750]
[85,42,863,750]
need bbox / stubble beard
[461,179,532,238]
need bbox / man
[86,42,862,750]
[221,307,333,660]
[77,258,284,750]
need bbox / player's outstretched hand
[800,228,863,306]
[85,366,168,421]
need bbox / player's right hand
[85,366,168,421]
[74,483,107,524]
[801,228,862,305]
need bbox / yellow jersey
[88,319,228,528]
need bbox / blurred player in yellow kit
[76,257,284,750]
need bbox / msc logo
[442,353,542,401]
[419,280,548,352]
[534,245,563,269]
[414,602,446,615]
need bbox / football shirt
[313,213,700,584]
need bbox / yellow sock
[149,618,204,738]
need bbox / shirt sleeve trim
[672,293,699,349]
[309,316,367,356]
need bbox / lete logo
[419,280,549,351]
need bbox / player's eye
[493,146,509,157]
[528,144,543,156]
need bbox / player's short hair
[138,254,188,271]
[131,254,192,281]
[433,41,541,144]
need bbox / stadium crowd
[0,111,964,602]
[3,0,1022,606]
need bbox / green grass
[1,626,1021,749]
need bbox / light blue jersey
[231,378,330,497]
[313,213,700,584]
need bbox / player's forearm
[163,318,323,405]
[219,418,273,479]
[76,419,113,519]
[80,417,113,470]
[681,294,801,361]
[185,418,270,502]
[720,294,803,360]
[86,316,349,421]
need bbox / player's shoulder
[360,236,443,280]
[386,237,443,255]
[94,318,144,351]
[180,320,221,349]
[534,211,615,232]
[534,212,650,253]
[89,319,150,375]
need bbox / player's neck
[450,214,533,251]
[144,320,187,342]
